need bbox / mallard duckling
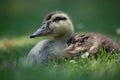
[65,32,120,58]
[28,11,74,64]
[28,11,120,64]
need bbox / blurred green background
[0,0,120,37]
[0,0,120,80]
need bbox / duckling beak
[30,23,51,38]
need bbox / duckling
[28,11,74,64]
[28,11,120,64]
[65,32,120,58]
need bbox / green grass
[0,37,120,80]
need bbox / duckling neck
[53,33,72,42]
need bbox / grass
[0,36,120,80]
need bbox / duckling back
[65,32,120,57]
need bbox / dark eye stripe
[53,17,67,22]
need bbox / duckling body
[65,32,120,57]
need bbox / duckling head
[30,11,74,41]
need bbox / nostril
[30,35,35,38]
[42,27,45,29]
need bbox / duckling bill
[30,22,52,38]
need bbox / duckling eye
[53,17,67,22]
